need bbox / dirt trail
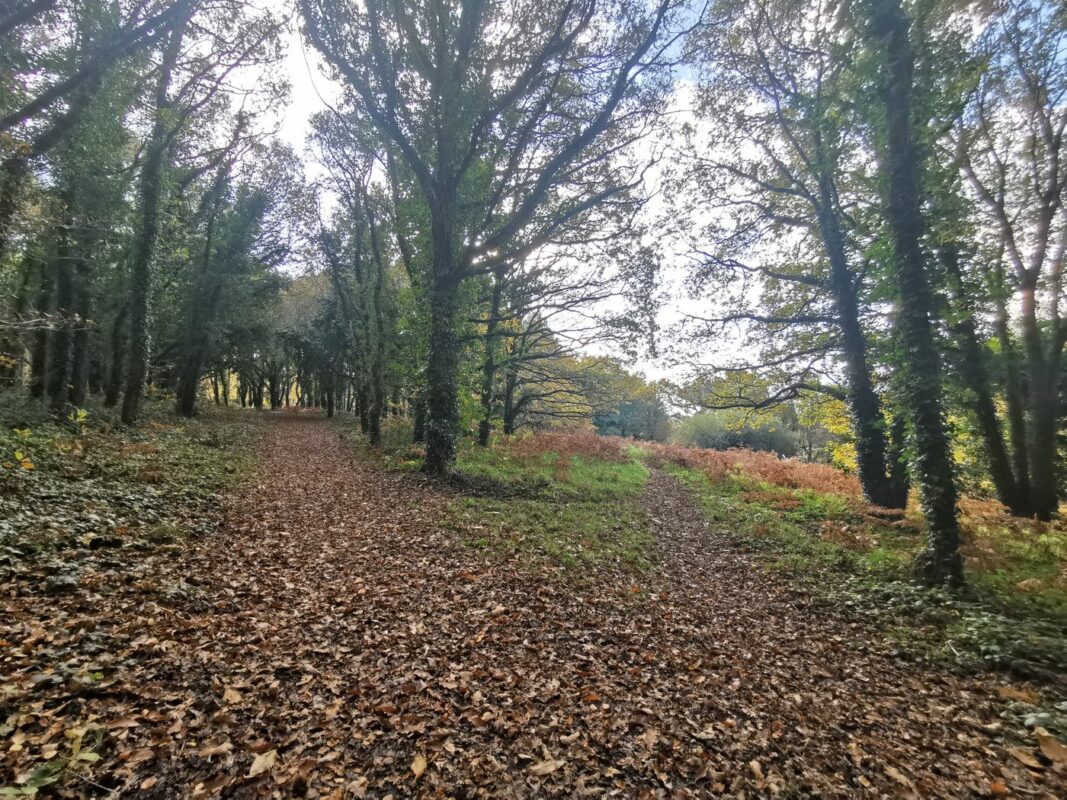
[5,415,1062,797]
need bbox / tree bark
[424,269,461,473]
[1019,275,1060,519]
[0,248,35,385]
[121,9,189,424]
[477,270,505,447]
[29,255,54,399]
[46,209,75,414]
[103,305,127,407]
[815,185,901,508]
[940,246,1025,513]
[861,0,963,586]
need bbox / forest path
[28,414,1058,797]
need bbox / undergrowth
[663,463,1067,684]
[0,392,259,563]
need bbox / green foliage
[673,410,798,456]
[0,392,258,558]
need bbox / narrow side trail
[5,415,1059,798]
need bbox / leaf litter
[1,415,1064,797]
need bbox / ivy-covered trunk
[423,191,462,474]
[816,189,901,508]
[1020,277,1060,520]
[862,0,963,586]
[120,11,187,425]
[941,246,1024,514]
[424,271,461,474]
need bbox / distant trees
[299,0,683,473]
[1,0,290,421]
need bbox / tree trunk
[424,270,461,474]
[862,0,963,586]
[46,217,75,414]
[478,270,505,447]
[886,411,910,508]
[120,11,188,424]
[993,287,1031,508]
[941,246,1025,513]
[412,393,426,443]
[502,365,519,435]
[816,190,901,507]
[67,248,91,407]
[103,305,127,407]
[1019,276,1060,519]
[0,248,35,385]
[29,255,54,399]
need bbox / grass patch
[440,434,652,572]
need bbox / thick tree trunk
[120,12,188,424]
[816,192,901,507]
[424,273,461,474]
[941,247,1025,513]
[1019,277,1060,519]
[863,0,963,586]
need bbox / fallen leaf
[248,748,277,778]
[411,753,427,779]
[1007,747,1044,771]
[529,759,565,776]
[199,740,233,758]
[1034,727,1067,764]
[223,687,243,704]
[995,687,1039,704]
[885,766,912,786]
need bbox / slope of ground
[2,413,1064,797]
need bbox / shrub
[673,411,798,457]
[643,441,862,497]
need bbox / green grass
[455,440,649,501]
[440,440,653,572]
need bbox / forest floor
[3,412,1067,797]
